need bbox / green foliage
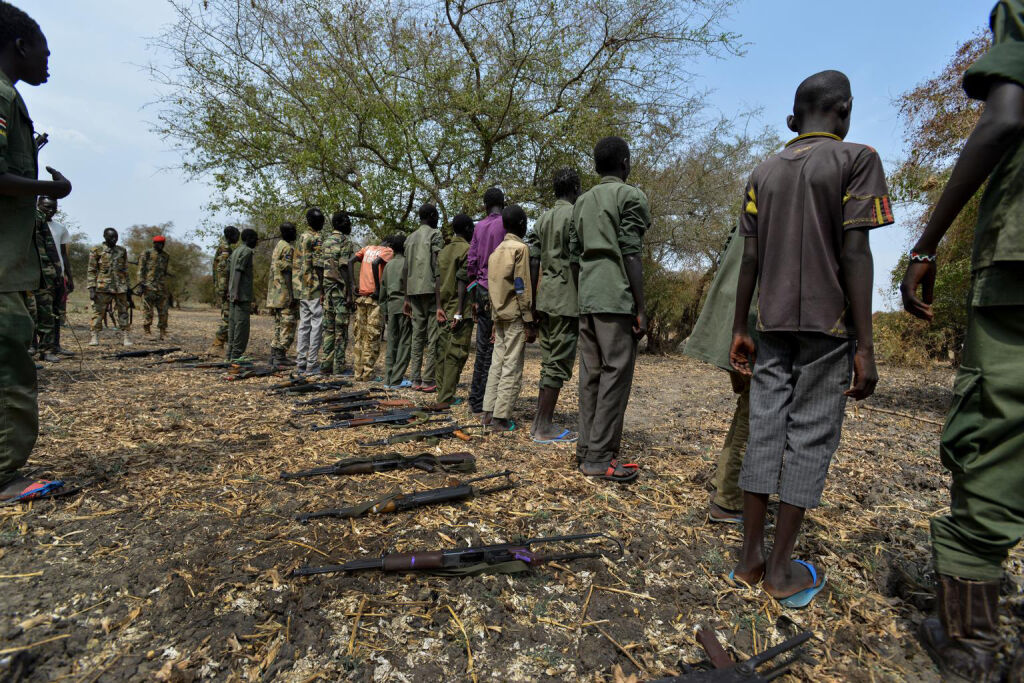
[120,224,212,304]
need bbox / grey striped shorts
[739,331,854,509]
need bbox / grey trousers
[577,313,637,465]
[740,331,853,509]
[296,298,324,368]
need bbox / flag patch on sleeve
[0,116,7,136]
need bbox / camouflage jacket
[293,229,324,300]
[265,239,295,308]
[318,229,354,289]
[212,237,235,297]
[33,210,61,288]
[139,248,170,291]
[87,243,129,293]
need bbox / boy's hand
[729,333,756,376]
[402,299,412,317]
[45,166,72,199]
[436,308,447,324]
[845,346,878,400]
[88,287,96,301]
[632,311,648,340]
[525,323,537,344]
[900,261,936,322]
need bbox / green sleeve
[964,1,1024,99]
[568,205,581,265]
[617,188,649,257]
[525,230,541,261]
[430,228,443,255]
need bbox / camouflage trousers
[352,297,383,380]
[321,285,350,374]
[215,295,230,344]
[270,301,298,351]
[30,286,56,352]
[0,292,38,487]
[91,291,130,332]
[142,287,170,332]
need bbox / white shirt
[47,220,70,273]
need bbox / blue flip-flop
[775,560,827,609]
[533,428,578,444]
[726,567,764,587]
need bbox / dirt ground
[1,303,1021,682]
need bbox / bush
[874,310,959,367]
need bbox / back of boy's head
[389,233,406,254]
[501,205,527,237]
[224,225,240,241]
[452,213,474,239]
[331,210,351,232]
[240,228,258,243]
[418,203,439,228]
[594,136,630,176]
[0,2,42,50]
[483,187,505,211]
[792,70,852,123]
[552,167,580,198]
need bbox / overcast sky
[23,0,993,310]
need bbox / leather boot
[269,347,281,367]
[919,574,1002,683]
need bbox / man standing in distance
[87,228,131,347]
[37,196,72,356]
[266,222,298,367]
[210,225,239,354]
[294,208,326,375]
[138,235,171,340]
[465,187,506,412]
[226,229,258,361]
[0,1,74,501]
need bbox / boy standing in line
[481,206,535,431]
[266,222,298,367]
[349,237,393,381]
[226,228,258,361]
[294,208,326,375]
[379,235,412,388]
[465,188,506,413]
[569,136,649,483]
[729,71,892,608]
[528,168,580,444]
[319,210,355,375]
[430,214,474,408]
[402,203,443,391]
[901,3,1024,678]
[210,225,239,354]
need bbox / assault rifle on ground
[102,347,181,360]
[293,389,375,406]
[309,411,447,432]
[267,378,353,394]
[357,423,474,446]
[293,532,623,576]
[646,628,813,682]
[225,366,283,381]
[291,400,382,416]
[183,360,254,369]
[147,354,201,366]
[280,452,476,480]
[296,470,514,523]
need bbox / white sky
[23,0,995,310]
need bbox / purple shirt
[466,212,506,289]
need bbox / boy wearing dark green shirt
[902,3,1024,679]
[227,229,257,361]
[403,203,443,391]
[431,214,474,407]
[568,136,650,483]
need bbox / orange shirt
[353,245,394,296]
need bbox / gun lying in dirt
[293,389,376,406]
[267,377,353,394]
[147,354,201,366]
[291,400,383,416]
[309,411,444,432]
[183,360,254,369]
[280,452,477,480]
[296,470,515,523]
[646,629,813,682]
[293,532,623,576]
[102,347,182,360]
[225,366,283,381]
[357,423,474,447]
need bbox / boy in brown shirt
[729,70,893,607]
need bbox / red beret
[153,235,166,243]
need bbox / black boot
[269,347,282,367]
[919,574,1002,683]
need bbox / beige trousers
[482,319,526,420]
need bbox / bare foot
[730,560,765,586]
[533,423,572,441]
[763,560,818,598]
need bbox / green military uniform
[527,199,579,390]
[227,243,254,361]
[266,238,297,353]
[435,236,472,403]
[683,226,758,512]
[31,209,62,354]
[380,253,411,386]
[87,242,130,332]
[139,247,171,334]
[212,237,235,344]
[318,228,354,373]
[404,223,443,384]
[0,71,41,487]
[929,10,1024,582]
[568,176,650,466]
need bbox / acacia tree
[151,0,741,237]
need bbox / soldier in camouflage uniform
[266,222,298,366]
[139,235,171,339]
[318,210,355,375]
[294,208,326,374]
[210,225,239,353]
[31,207,62,362]
[87,228,132,347]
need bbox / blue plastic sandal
[533,428,578,444]
[775,560,827,609]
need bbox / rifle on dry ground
[294,389,376,406]
[297,470,514,522]
[647,628,813,682]
[310,411,446,432]
[293,531,622,576]
[281,452,476,480]
[358,423,474,446]
[102,347,181,360]
[226,366,283,381]
[291,400,383,416]
[147,354,201,366]
[268,377,352,394]
[182,360,254,369]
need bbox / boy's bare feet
[763,560,818,598]
[729,559,765,586]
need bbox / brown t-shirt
[739,133,894,338]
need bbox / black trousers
[468,286,493,413]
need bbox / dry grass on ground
[1,304,1021,682]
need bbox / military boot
[158,330,166,341]
[919,574,1002,683]
[143,325,151,336]
[89,332,99,346]
[122,332,132,347]
[208,338,225,356]
[269,347,282,368]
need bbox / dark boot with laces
[919,574,1002,683]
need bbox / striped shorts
[739,331,854,509]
